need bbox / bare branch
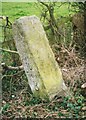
[1,70,24,79]
[38,1,49,8]
[1,63,23,70]
[0,48,18,54]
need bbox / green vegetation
[1,2,86,119]
[2,2,77,22]
[2,2,41,22]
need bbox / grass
[1,2,85,119]
[1,2,74,43]
[1,2,42,42]
[2,2,76,22]
[1,2,76,43]
[2,2,41,22]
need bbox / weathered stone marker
[12,15,67,100]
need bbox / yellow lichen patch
[24,17,63,98]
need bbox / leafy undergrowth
[1,2,85,119]
[1,91,86,119]
[1,44,86,119]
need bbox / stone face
[12,15,67,100]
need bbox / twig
[0,48,18,54]
[38,1,49,8]
[1,63,23,70]
[2,70,24,79]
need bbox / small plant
[61,93,84,118]
[24,96,42,106]
[58,112,64,117]
[2,103,10,114]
